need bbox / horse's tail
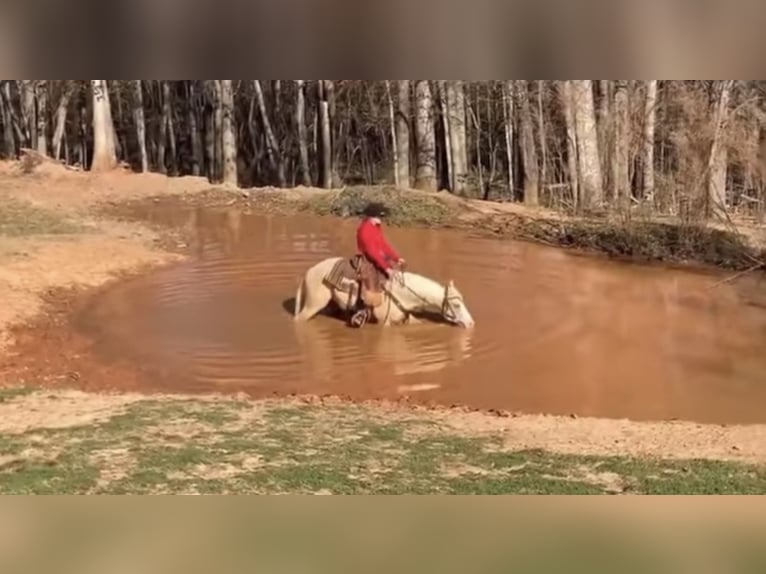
[293,276,305,319]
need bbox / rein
[384,272,461,322]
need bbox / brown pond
[75,204,766,425]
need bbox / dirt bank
[0,156,213,350]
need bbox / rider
[349,202,406,327]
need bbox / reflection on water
[76,204,766,425]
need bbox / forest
[1,80,764,222]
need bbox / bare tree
[35,81,48,155]
[414,80,437,191]
[559,81,579,209]
[517,81,539,206]
[52,82,75,161]
[707,80,734,216]
[318,80,332,188]
[20,80,35,147]
[642,80,658,201]
[384,81,399,186]
[502,81,515,198]
[90,80,118,171]
[294,80,311,186]
[187,81,203,176]
[157,81,178,175]
[219,80,237,186]
[1,81,17,157]
[131,81,149,172]
[213,80,224,182]
[396,80,411,188]
[446,80,469,195]
[254,80,286,187]
[612,80,630,208]
[571,80,603,210]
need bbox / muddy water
[76,205,766,424]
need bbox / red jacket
[356,217,400,272]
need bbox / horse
[292,256,475,328]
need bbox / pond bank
[107,184,766,274]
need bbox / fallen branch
[705,262,765,291]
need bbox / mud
[6,202,766,426]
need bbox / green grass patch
[0,393,764,494]
[0,197,84,236]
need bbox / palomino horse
[293,256,475,328]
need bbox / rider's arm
[380,233,401,264]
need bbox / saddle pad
[323,257,357,292]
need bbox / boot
[349,288,372,328]
[349,307,370,328]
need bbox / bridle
[384,272,463,324]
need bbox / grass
[486,214,763,271]
[1,392,764,494]
[0,197,84,236]
[304,185,458,227]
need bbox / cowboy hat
[362,202,389,218]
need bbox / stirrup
[349,308,370,328]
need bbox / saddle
[323,255,386,308]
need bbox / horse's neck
[395,272,444,310]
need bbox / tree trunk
[52,82,74,160]
[597,80,611,190]
[537,80,547,193]
[446,80,469,195]
[642,80,658,201]
[571,80,603,210]
[384,81,400,187]
[158,81,173,174]
[517,81,540,206]
[324,80,340,186]
[78,99,88,168]
[707,80,734,217]
[253,80,286,187]
[90,80,118,172]
[438,82,453,191]
[187,81,203,176]
[203,86,216,181]
[219,80,238,186]
[294,80,311,186]
[502,81,515,199]
[414,80,437,191]
[213,80,224,182]
[20,80,35,148]
[35,81,49,155]
[559,81,579,209]
[131,81,149,172]
[0,82,17,157]
[612,80,631,209]
[395,80,411,188]
[318,81,332,188]
[166,84,177,175]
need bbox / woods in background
[1,80,764,221]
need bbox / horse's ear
[448,279,455,288]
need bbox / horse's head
[441,280,475,328]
